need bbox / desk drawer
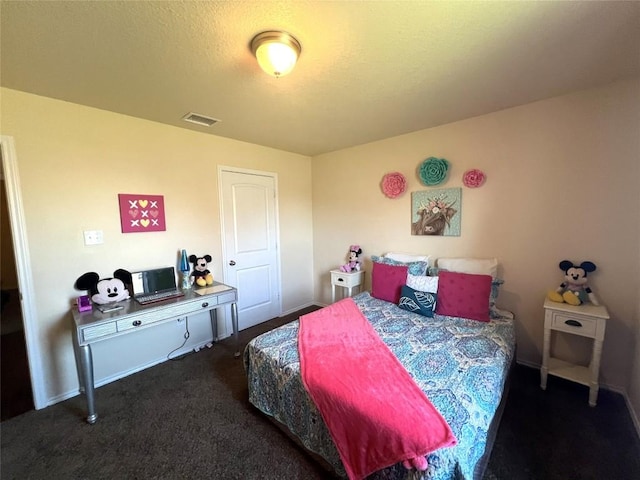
[83,322,117,341]
[215,292,236,305]
[116,316,160,332]
[551,313,597,337]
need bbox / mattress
[244,292,516,480]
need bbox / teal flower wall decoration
[419,157,449,186]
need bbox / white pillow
[406,274,439,293]
[436,257,498,278]
[385,252,431,266]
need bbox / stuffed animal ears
[113,269,132,285]
[75,270,132,292]
[75,272,100,292]
[559,260,597,273]
[189,254,212,264]
[558,260,573,271]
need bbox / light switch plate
[83,230,104,245]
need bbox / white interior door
[219,168,281,330]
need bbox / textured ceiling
[2,1,639,156]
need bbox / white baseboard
[279,302,319,318]
[515,358,539,369]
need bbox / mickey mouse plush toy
[548,260,599,306]
[189,254,214,287]
[75,269,132,305]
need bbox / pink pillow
[435,271,492,322]
[371,261,408,304]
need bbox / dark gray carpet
[2,306,639,480]
[485,364,640,480]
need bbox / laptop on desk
[131,267,184,305]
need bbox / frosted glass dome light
[251,31,301,78]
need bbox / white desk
[71,282,238,424]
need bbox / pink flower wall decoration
[381,172,407,199]
[463,169,486,188]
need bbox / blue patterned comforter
[244,292,516,480]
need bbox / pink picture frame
[118,193,166,233]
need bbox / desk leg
[231,302,240,358]
[71,331,85,395]
[79,344,98,424]
[331,284,336,303]
[209,308,218,342]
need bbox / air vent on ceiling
[182,112,220,127]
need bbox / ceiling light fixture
[250,31,301,78]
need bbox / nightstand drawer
[330,270,362,288]
[551,313,597,337]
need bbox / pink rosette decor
[381,172,407,199]
[463,169,486,188]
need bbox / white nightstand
[540,298,609,406]
[330,269,365,303]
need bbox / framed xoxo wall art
[118,194,166,233]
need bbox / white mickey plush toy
[75,269,132,305]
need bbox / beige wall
[1,88,314,404]
[312,79,640,396]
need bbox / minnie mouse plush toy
[340,245,362,273]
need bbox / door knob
[229,260,236,266]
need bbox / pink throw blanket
[298,298,456,480]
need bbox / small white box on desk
[330,269,365,303]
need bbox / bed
[244,257,516,480]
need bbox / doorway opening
[1,160,33,420]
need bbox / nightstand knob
[565,319,582,327]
